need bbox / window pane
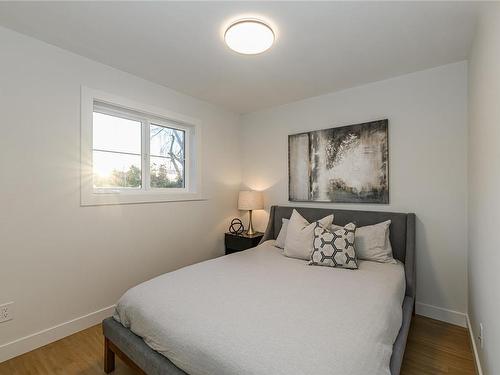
[150,125,185,159]
[150,124,185,189]
[93,112,141,154]
[150,156,184,188]
[93,151,141,188]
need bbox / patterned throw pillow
[310,222,358,269]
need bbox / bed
[102,206,416,375]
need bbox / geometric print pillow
[309,222,358,269]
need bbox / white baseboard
[415,302,467,327]
[467,315,484,375]
[0,305,115,363]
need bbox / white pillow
[332,220,396,263]
[275,218,289,249]
[284,210,334,260]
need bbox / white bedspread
[114,240,405,375]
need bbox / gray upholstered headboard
[261,206,416,299]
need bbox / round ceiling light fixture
[224,19,275,55]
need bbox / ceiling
[0,1,479,114]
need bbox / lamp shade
[238,191,263,211]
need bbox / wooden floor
[0,315,476,375]
[401,316,476,375]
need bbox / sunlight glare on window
[92,112,142,188]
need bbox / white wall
[0,26,240,359]
[240,62,468,324]
[468,4,500,374]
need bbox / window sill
[81,191,206,206]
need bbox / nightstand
[225,232,264,255]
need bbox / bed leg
[104,337,116,373]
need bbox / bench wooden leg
[104,337,116,373]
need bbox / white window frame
[81,86,203,206]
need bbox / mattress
[114,240,406,375]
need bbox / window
[149,124,185,189]
[81,87,202,205]
[92,105,187,191]
[92,111,143,189]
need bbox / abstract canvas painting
[288,120,389,203]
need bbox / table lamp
[238,190,263,235]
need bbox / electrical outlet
[478,323,484,349]
[0,302,13,323]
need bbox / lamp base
[246,210,256,235]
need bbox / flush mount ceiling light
[224,19,275,55]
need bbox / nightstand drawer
[225,232,263,255]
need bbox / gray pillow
[310,222,358,269]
